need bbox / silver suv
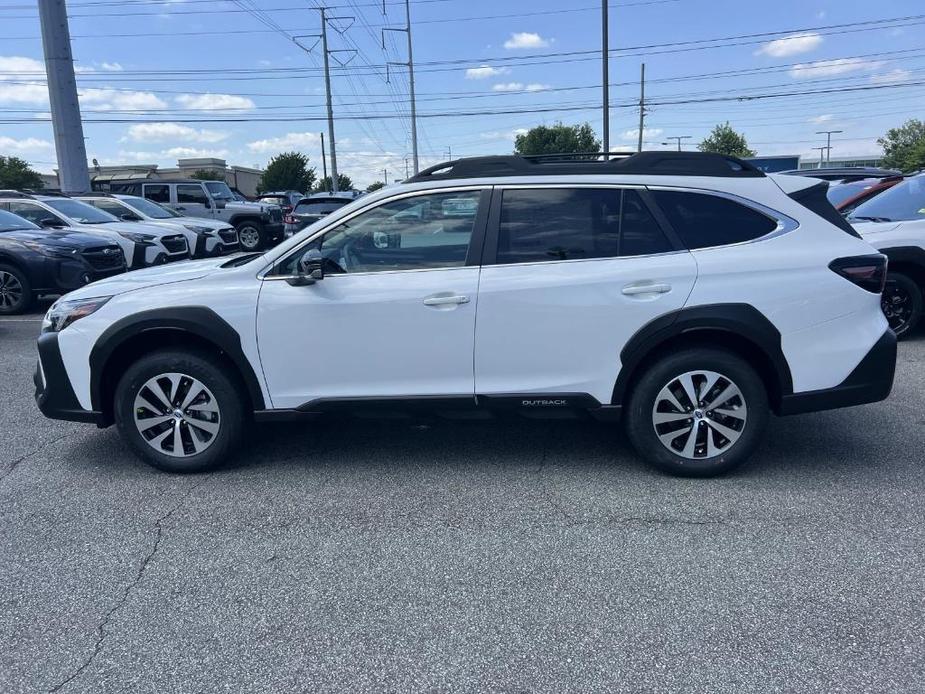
[102,179,284,252]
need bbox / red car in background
[827,176,904,215]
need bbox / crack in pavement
[0,430,82,484]
[47,479,206,693]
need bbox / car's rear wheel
[0,264,32,315]
[114,350,244,473]
[625,348,769,477]
[881,271,922,339]
[236,222,262,251]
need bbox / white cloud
[870,68,911,84]
[492,82,524,92]
[163,146,229,159]
[621,127,663,141]
[123,122,229,143]
[79,87,167,110]
[789,58,883,79]
[479,128,529,141]
[175,93,255,111]
[525,83,550,92]
[100,62,123,72]
[503,32,551,49]
[0,56,45,75]
[755,32,823,58]
[0,82,48,105]
[465,64,510,79]
[810,114,834,124]
[0,136,53,154]
[246,131,320,152]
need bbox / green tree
[190,169,226,181]
[258,152,316,193]
[514,122,600,156]
[878,119,925,172]
[314,173,353,192]
[366,181,386,193]
[0,156,44,189]
[697,122,755,158]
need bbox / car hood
[62,256,228,300]
[85,221,182,237]
[852,220,903,235]
[1,227,119,248]
[171,216,232,230]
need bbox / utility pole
[601,0,610,159]
[38,0,90,193]
[320,131,328,189]
[812,146,827,167]
[382,168,388,184]
[444,146,452,161]
[319,9,339,193]
[662,135,692,151]
[816,129,843,166]
[404,157,409,178]
[637,63,646,153]
[383,0,419,174]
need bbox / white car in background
[0,192,189,269]
[78,194,239,258]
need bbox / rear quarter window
[650,190,778,249]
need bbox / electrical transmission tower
[382,0,419,175]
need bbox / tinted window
[849,175,924,223]
[177,184,208,204]
[8,202,60,226]
[144,184,170,203]
[88,199,131,217]
[295,199,351,215]
[497,188,671,264]
[0,208,40,231]
[278,190,481,275]
[205,182,234,200]
[826,179,879,207]
[121,196,178,219]
[45,199,119,224]
[651,191,777,249]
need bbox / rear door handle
[423,294,470,306]
[622,282,672,296]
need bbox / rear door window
[177,185,208,205]
[8,202,60,226]
[143,184,170,203]
[650,190,777,249]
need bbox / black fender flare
[611,303,794,408]
[88,306,266,412]
[879,246,925,276]
[229,215,264,229]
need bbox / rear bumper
[34,332,104,425]
[779,329,896,415]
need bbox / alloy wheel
[652,370,748,460]
[238,226,261,250]
[133,372,220,458]
[882,284,914,336]
[0,271,24,310]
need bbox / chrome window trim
[258,185,488,280]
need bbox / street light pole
[812,146,827,167]
[816,129,843,166]
[662,136,692,151]
[601,0,610,160]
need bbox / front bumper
[34,332,104,425]
[779,329,897,415]
[193,230,239,258]
[264,222,284,243]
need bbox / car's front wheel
[881,271,922,339]
[114,350,244,473]
[0,264,32,315]
[236,222,263,252]
[625,348,769,477]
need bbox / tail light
[283,214,297,224]
[829,254,888,293]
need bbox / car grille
[218,228,238,243]
[268,208,283,223]
[82,246,125,270]
[161,235,188,254]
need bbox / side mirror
[40,217,63,228]
[120,213,141,222]
[175,206,186,212]
[203,199,212,209]
[287,251,324,286]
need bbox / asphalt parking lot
[1,308,924,693]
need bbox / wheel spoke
[707,418,741,441]
[653,410,691,425]
[136,414,173,434]
[134,373,220,458]
[187,417,219,436]
[680,424,699,458]
[658,425,692,449]
[704,382,740,410]
[677,373,699,409]
[715,405,747,422]
[180,382,204,410]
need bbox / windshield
[295,199,351,215]
[849,176,923,223]
[827,180,880,207]
[0,209,40,232]
[121,196,179,219]
[46,198,120,224]
[205,181,235,200]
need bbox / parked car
[284,192,360,238]
[848,173,925,338]
[256,191,304,215]
[34,153,895,477]
[101,179,284,252]
[77,194,239,258]
[828,177,903,216]
[780,167,903,183]
[0,208,125,314]
[0,192,188,269]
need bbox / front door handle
[622,282,672,296]
[423,294,470,307]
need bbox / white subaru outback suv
[34,153,896,477]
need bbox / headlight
[117,231,155,243]
[183,224,213,235]
[42,296,111,333]
[23,242,79,258]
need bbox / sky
[1,0,924,188]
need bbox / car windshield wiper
[849,215,893,223]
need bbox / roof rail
[0,190,32,199]
[407,151,764,182]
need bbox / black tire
[882,271,922,340]
[0,263,32,315]
[624,348,770,477]
[236,222,263,252]
[114,350,244,473]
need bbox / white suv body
[0,193,188,269]
[76,194,239,258]
[34,154,896,476]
